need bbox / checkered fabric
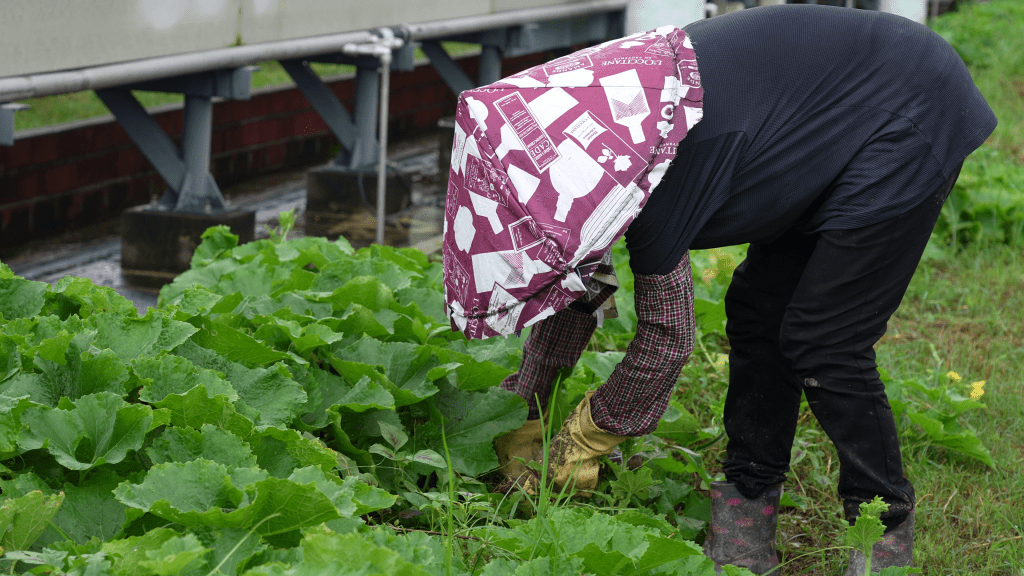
[501,306,598,420]
[590,252,695,436]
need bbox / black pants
[722,164,961,522]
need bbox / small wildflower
[970,380,986,400]
[701,267,718,286]
[946,371,962,381]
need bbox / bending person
[494,5,995,574]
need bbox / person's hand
[548,390,628,493]
[494,418,545,494]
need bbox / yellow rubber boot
[495,418,545,492]
[549,391,628,493]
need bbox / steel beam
[479,45,503,86]
[177,95,226,213]
[127,67,253,100]
[420,41,475,96]
[350,63,382,169]
[95,68,251,213]
[95,88,187,195]
[280,59,358,152]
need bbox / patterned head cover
[442,26,704,339]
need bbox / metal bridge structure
[0,0,633,247]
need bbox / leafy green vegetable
[0,490,65,552]
[19,392,154,471]
[417,378,527,476]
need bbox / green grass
[769,243,1024,574]
[931,0,1024,161]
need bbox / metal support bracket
[125,67,254,100]
[284,30,413,169]
[420,41,476,96]
[280,59,359,155]
[1,103,29,147]
[95,66,253,213]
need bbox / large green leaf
[113,459,246,519]
[417,378,527,476]
[39,470,142,546]
[162,285,224,320]
[394,287,446,324]
[287,467,395,517]
[140,533,211,576]
[45,276,137,319]
[91,310,197,361]
[0,490,65,551]
[295,366,395,430]
[0,333,22,383]
[654,401,701,446]
[0,268,47,320]
[907,412,996,467]
[149,384,255,439]
[277,526,433,576]
[2,336,129,407]
[175,340,306,428]
[134,353,237,404]
[19,392,154,471]
[189,316,293,367]
[330,340,440,406]
[0,394,36,459]
[484,508,708,576]
[311,259,418,294]
[115,460,343,535]
[247,426,337,478]
[147,424,258,469]
[102,527,181,576]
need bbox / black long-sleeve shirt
[625,4,997,275]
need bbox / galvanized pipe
[344,28,404,245]
[0,0,627,103]
[0,30,374,102]
[376,55,392,246]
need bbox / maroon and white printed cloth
[442,26,704,339]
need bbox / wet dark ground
[4,134,448,312]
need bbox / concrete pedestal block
[121,206,255,285]
[306,165,412,214]
[305,165,412,242]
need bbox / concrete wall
[0,51,552,252]
[0,0,571,77]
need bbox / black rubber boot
[703,481,782,575]
[843,510,914,575]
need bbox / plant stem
[436,410,456,576]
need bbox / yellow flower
[946,371,962,381]
[970,380,986,400]
[701,267,718,286]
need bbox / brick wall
[0,51,551,250]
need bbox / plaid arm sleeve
[501,305,598,420]
[590,252,696,436]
